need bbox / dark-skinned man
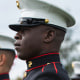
[0,36,15,80]
[9,0,75,80]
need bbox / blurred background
[0,0,80,80]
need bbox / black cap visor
[9,23,42,32]
[9,23,66,32]
[0,48,15,55]
[9,17,66,32]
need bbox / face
[14,26,45,60]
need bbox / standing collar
[27,53,60,72]
[0,73,9,80]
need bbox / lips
[14,42,21,51]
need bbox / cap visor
[9,24,41,31]
[0,48,15,54]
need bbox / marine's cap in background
[0,34,15,53]
[9,0,75,31]
[71,61,80,80]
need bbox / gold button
[45,19,49,23]
[23,72,27,78]
[47,63,50,65]
[16,1,20,9]
[28,61,32,67]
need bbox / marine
[9,0,75,80]
[0,35,15,80]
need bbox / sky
[0,0,80,80]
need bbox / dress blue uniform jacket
[23,53,70,80]
[0,73,9,80]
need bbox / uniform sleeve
[35,72,61,80]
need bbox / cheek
[21,35,33,52]
[21,33,43,51]
[21,36,29,49]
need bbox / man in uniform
[71,61,80,80]
[9,0,75,80]
[0,37,15,80]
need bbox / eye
[21,28,30,35]
[21,29,26,33]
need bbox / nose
[14,32,22,40]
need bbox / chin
[18,55,26,60]
[17,53,26,60]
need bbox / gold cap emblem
[16,1,20,9]
[45,19,49,23]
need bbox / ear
[0,54,6,66]
[43,29,56,43]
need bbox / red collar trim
[28,53,59,60]
[3,79,10,80]
[0,73,8,75]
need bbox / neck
[40,44,60,56]
[0,66,9,74]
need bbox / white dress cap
[16,0,75,28]
[72,61,80,74]
[0,34,15,50]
